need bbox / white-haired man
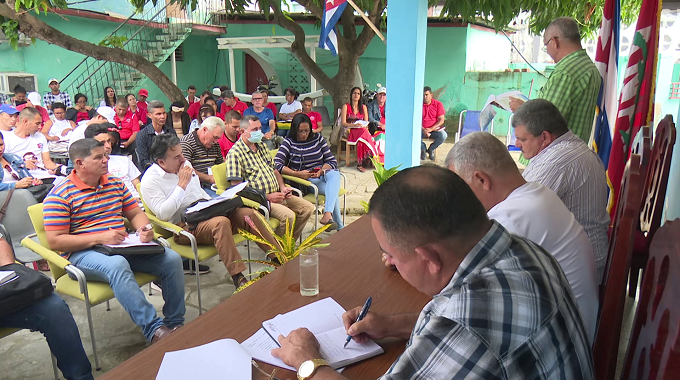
[180,116,225,197]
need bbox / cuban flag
[592,0,620,175]
[319,0,348,56]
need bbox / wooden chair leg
[346,143,351,166]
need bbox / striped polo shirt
[180,130,223,179]
[44,171,137,257]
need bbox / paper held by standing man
[479,91,530,130]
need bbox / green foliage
[0,19,19,49]
[98,35,128,48]
[360,157,401,213]
[234,211,331,293]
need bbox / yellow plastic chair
[281,173,347,230]
[21,204,159,371]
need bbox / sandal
[320,219,338,231]
[357,165,366,173]
[232,273,248,288]
[37,259,50,272]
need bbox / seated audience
[367,87,386,133]
[8,85,27,106]
[275,113,342,230]
[113,98,140,164]
[271,166,594,380]
[84,123,141,202]
[42,78,72,115]
[136,100,175,172]
[243,92,276,149]
[0,131,44,191]
[226,115,314,240]
[168,100,192,137]
[421,86,446,161]
[180,116,224,197]
[187,91,213,120]
[261,89,278,119]
[301,97,323,133]
[446,131,599,343]
[219,90,247,116]
[0,234,93,380]
[137,89,149,117]
[66,93,96,123]
[186,84,199,105]
[99,86,116,108]
[214,85,231,111]
[126,93,147,127]
[218,110,241,158]
[341,87,379,172]
[42,102,74,154]
[189,104,216,133]
[2,107,65,183]
[513,99,610,282]
[0,104,19,131]
[278,87,302,122]
[69,106,116,149]
[141,134,281,287]
[44,138,186,344]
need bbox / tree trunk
[0,2,185,103]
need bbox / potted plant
[234,212,332,292]
[360,157,401,212]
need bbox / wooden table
[98,215,430,380]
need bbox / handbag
[0,263,54,317]
[237,187,269,212]
[181,196,245,227]
[26,184,53,203]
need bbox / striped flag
[319,0,348,56]
[606,0,662,218]
[592,0,620,174]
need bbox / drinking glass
[299,249,319,296]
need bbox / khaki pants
[174,207,279,276]
[269,196,315,239]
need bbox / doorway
[245,53,268,94]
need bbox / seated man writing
[43,138,186,344]
[271,166,594,380]
[141,134,281,288]
[226,115,314,241]
[180,116,225,197]
[446,131,598,343]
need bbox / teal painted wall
[0,44,25,72]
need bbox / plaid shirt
[0,94,9,104]
[225,139,279,194]
[42,92,73,114]
[380,221,594,380]
[538,49,600,142]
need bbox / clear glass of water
[299,248,319,296]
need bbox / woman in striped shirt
[274,113,343,230]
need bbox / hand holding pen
[343,297,372,348]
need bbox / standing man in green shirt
[510,17,600,143]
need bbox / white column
[310,47,318,105]
[229,47,236,91]
[171,51,177,85]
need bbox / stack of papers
[104,234,159,248]
[186,181,248,214]
[155,339,251,380]
[479,91,530,130]
[0,270,16,286]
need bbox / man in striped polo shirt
[43,138,186,344]
[180,116,224,197]
[512,99,610,283]
[510,17,600,143]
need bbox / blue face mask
[248,130,263,143]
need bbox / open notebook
[258,297,383,369]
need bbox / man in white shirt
[84,123,141,201]
[140,134,281,288]
[69,106,116,149]
[2,107,66,184]
[513,99,610,282]
[44,102,75,154]
[445,131,598,343]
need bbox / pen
[344,296,372,348]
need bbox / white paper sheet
[0,270,16,285]
[241,328,296,371]
[104,234,159,248]
[354,120,370,127]
[185,181,248,214]
[155,339,251,380]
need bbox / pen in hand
[344,296,372,348]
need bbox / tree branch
[0,2,185,102]
[355,0,385,54]
[339,4,357,42]
[292,0,323,19]
[270,1,333,87]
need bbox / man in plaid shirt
[43,78,73,115]
[272,166,594,380]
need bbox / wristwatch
[297,358,329,380]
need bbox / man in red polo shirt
[114,98,140,166]
[218,110,242,158]
[301,97,323,132]
[220,90,248,116]
[421,86,447,161]
[137,89,149,116]
[187,91,213,120]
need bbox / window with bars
[166,44,184,62]
[670,82,680,99]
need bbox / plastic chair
[281,173,348,230]
[21,204,159,371]
[593,154,644,380]
[0,189,42,264]
[456,110,492,143]
[621,219,680,379]
[506,115,521,151]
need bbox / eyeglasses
[252,360,283,380]
[4,165,19,180]
[252,97,263,101]
[541,37,555,52]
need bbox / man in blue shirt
[244,91,276,149]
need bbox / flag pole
[345,0,386,43]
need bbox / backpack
[0,263,53,317]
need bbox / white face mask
[248,130,263,143]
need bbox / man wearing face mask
[225,115,314,241]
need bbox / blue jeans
[69,248,185,341]
[0,293,93,380]
[310,170,344,230]
[421,130,448,152]
[276,128,289,137]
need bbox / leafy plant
[233,212,331,292]
[360,157,401,212]
[99,35,128,48]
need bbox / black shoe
[183,260,210,275]
[428,150,436,161]
[232,273,248,288]
[420,150,427,160]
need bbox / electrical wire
[501,30,549,79]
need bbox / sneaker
[420,150,427,160]
[183,260,210,275]
[428,150,436,161]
